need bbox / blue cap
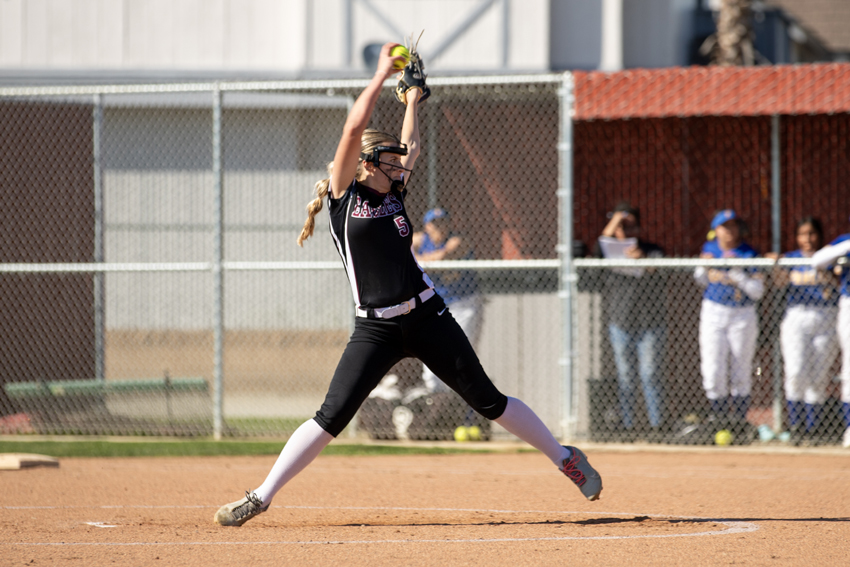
[710,209,738,230]
[423,207,449,224]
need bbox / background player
[694,210,764,427]
[411,207,482,394]
[214,41,601,527]
[812,215,850,448]
[766,217,839,445]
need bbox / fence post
[558,72,576,440]
[92,94,105,383]
[212,85,224,440]
[771,113,783,435]
[427,106,439,208]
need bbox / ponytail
[297,167,332,246]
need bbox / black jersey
[328,180,434,310]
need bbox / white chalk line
[0,505,758,545]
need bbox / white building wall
[0,0,557,73]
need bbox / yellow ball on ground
[453,426,469,442]
[390,45,410,69]
[714,429,733,446]
[467,425,482,441]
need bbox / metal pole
[771,114,783,435]
[92,94,105,382]
[558,73,575,439]
[344,0,353,67]
[212,86,224,440]
[427,107,438,208]
[600,0,623,72]
[304,0,313,70]
[501,0,510,69]
[771,115,781,255]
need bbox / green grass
[0,439,495,459]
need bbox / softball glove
[395,32,430,104]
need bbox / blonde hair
[297,129,402,246]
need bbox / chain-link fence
[0,78,566,440]
[574,257,848,447]
[1,66,849,447]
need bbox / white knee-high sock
[494,397,570,467]
[253,418,333,505]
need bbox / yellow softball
[453,426,469,442]
[390,45,410,69]
[714,429,733,446]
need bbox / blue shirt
[783,249,839,308]
[828,234,850,297]
[417,232,478,304]
[700,240,759,307]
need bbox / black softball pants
[313,295,508,437]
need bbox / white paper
[598,236,645,277]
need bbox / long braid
[297,166,333,247]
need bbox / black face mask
[373,160,413,192]
[361,145,413,190]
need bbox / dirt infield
[2,444,849,566]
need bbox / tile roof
[573,64,850,119]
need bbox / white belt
[356,288,436,319]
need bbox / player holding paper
[214,39,601,527]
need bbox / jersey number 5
[394,216,410,237]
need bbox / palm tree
[702,0,755,66]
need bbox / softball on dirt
[714,429,733,446]
[453,426,469,442]
[467,425,482,441]
[390,45,410,69]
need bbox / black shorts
[314,295,508,437]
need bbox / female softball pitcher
[694,210,764,423]
[214,42,601,527]
[767,217,838,444]
[811,217,850,448]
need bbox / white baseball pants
[781,304,838,404]
[699,300,758,400]
[839,296,850,404]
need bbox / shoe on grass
[214,491,269,526]
[560,446,603,501]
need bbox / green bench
[4,377,212,436]
[5,377,209,399]
[4,377,211,422]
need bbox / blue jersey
[417,232,478,304]
[828,234,850,297]
[701,239,759,307]
[783,250,839,308]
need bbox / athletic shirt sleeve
[701,240,759,306]
[327,180,432,309]
[829,234,850,297]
